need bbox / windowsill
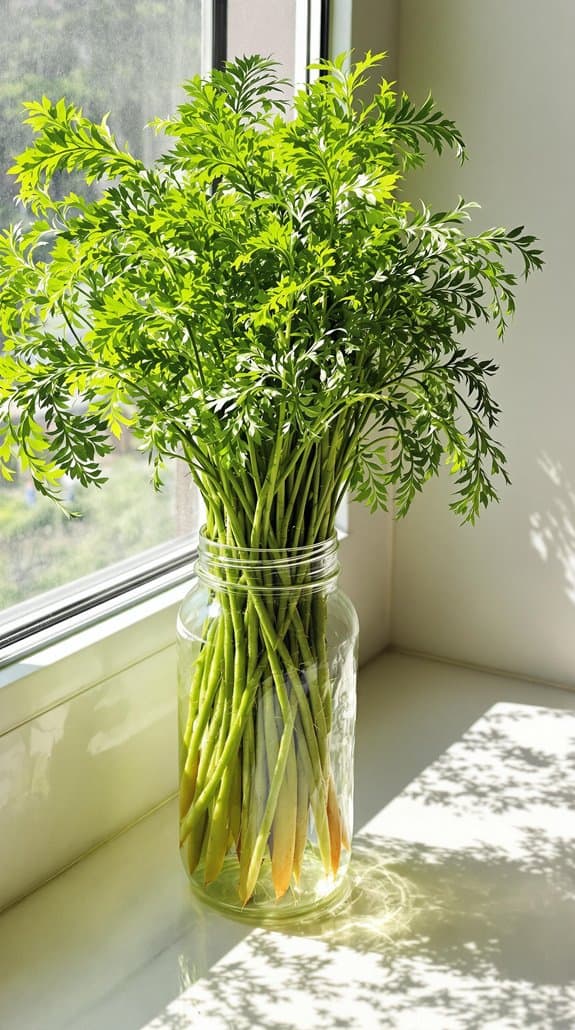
[1,651,573,1030]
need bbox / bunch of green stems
[178,415,360,903]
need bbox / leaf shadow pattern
[149,700,575,1029]
[399,702,575,814]
[149,831,575,1030]
[152,840,575,1025]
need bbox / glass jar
[177,530,358,922]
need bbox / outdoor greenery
[0,0,201,223]
[0,53,543,904]
[0,452,179,608]
[0,0,201,610]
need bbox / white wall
[350,0,399,83]
[392,1,575,686]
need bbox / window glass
[0,0,202,616]
[227,0,297,82]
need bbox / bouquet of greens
[0,54,542,902]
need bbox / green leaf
[0,53,543,532]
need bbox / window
[0,0,208,658]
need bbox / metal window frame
[212,0,227,69]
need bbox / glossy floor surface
[1,652,574,1029]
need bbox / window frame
[0,0,220,663]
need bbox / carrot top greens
[0,53,542,533]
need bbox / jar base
[186,846,352,926]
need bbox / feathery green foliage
[0,52,542,531]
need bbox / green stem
[179,426,351,894]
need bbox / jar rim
[196,528,340,591]
[198,527,338,557]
